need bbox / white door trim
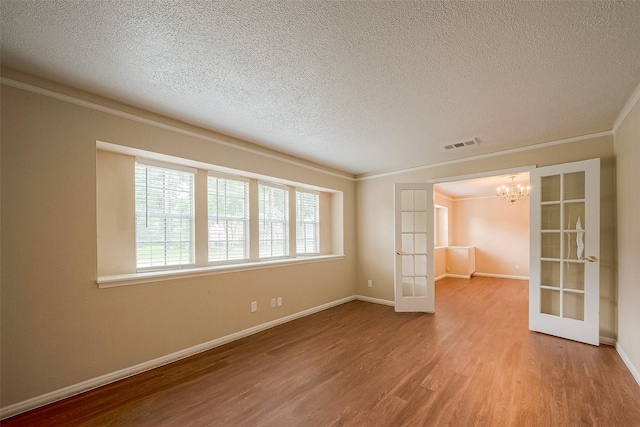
[427,165,536,184]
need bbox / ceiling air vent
[441,138,479,151]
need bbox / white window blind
[296,190,320,255]
[207,174,249,262]
[258,183,289,259]
[135,160,195,270]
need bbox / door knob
[580,255,597,262]
[397,251,407,255]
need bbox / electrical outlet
[446,267,451,272]
[367,279,373,288]
[251,301,257,312]
[516,264,520,270]
[277,297,282,306]
[271,298,276,308]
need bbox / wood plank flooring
[5,277,640,426]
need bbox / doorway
[432,168,532,282]
[423,159,601,346]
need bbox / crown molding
[356,131,612,181]
[4,73,630,183]
[613,81,640,134]
[0,77,355,182]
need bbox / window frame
[96,142,345,288]
[258,181,290,260]
[207,172,250,265]
[295,189,320,256]
[134,158,196,272]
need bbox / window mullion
[289,188,296,259]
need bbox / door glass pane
[541,288,561,316]
[541,233,560,259]
[402,212,414,232]
[414,211,427,232]
[414,190,427,211]
[564,263,585,290]
[415,276,427,296]
[402,234,414,254]
[563,292,584,320]
[541,175,560,202]
[564,203,585,230]
[401,190,414,210]
[565,231,586,261]
[414,233,427,254]
[541,204,560,230]
[402,277,414,297]
[564,172,585,200]
[415,255,427,276]
[402,255,414,276]
[541,261,560,288]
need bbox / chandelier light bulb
[497,176,530,203]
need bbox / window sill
[97,255,345,289]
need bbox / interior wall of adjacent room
[452,196,530,277]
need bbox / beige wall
[1,74,356,407]
[355,135,617,341]
[97,150,136,275]
[451,196,530,277]
[614,97,640,378]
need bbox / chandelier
[497,176,530,203]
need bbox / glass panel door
[539,172,586,320]
[395,183,434,312]
[530,159,600,345]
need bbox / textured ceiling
[2,1,640,176]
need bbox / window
[296,190,319,255]
[259,183,289,258]
[208,174,249,262]
[434,205,448,247]
[135,159,195,270]
[97,143,344,285]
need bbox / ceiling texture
[2,1,640,177]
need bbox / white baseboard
[436,272,529,281]
[472,272,529,281]
[446,273,472,279]
[434,273,472,280]
[600,336,616,346]
[0,295,357,420]
[616,341,640,388]
[355,295,395,307]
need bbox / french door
[394,183,434,312]
[529,159,600,345]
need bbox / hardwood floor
[5,277,640,426]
